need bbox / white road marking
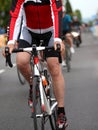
[0,63,16,74]
[0,69,5,74]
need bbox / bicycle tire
[17,67,26,85]
[74,38,80,48]
[45,69,58,130]
[48,90,58,130]
[32,76,46,130]
[32,74,57,130]
[49,107,57,130]
[76,39,80,47]
[65,44,71,72]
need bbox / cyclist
[72,16,82,44]
[62,6,75,67]
[3,0,68,129]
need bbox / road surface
[0,32,98,130]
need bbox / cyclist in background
[72,16,82,44]
[2,0,68,129]
[62,6,75,67]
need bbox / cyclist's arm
[51,0,62,41]
[8,0,24,45]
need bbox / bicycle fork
[32,57,57,116]
[33,58,52,115]
[39,71,57,116]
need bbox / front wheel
[32,75,58,130]
[32,76,48,130]
[17,67,26,85]
[49,102,58,130]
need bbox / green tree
[0,0,12,29]
[73,9,82,22]
[67,0,83,22]
[65,0,73,16]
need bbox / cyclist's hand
[2,44,15,57]
[54,38,63,51]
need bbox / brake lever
[5,46,13,67]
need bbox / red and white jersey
[8,0,62,43]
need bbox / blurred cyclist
[62,6,75,67]
[72,16,82,44]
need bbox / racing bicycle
[5,43,62,130]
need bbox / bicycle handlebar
[5,44,62,68]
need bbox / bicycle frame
[31,45,57,115]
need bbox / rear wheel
[65,44,71,72]
[76,39,80,47]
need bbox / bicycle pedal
[50,98,56,101]
[31,113,43,118]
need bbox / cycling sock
[57,107,65,115]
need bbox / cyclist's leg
[46,34,68,129]
[16,27,33,85]
[46,32,66,109]
[66,32,75,53]
[16,39,33,107]
[47,57,68,129]
[61,40,66,67]
[47,57,65,107]
[61,31,66,67]
[16,40,32,84]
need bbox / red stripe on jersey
[54,12,59,38]
[9,0,24,40]
[52,0,62,38]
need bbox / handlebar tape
[5,47,13,67]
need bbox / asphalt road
[0,32,98,130]
[64,32,98,130]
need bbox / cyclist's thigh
[66,32,72,38]
[45,29,60,72]
[47,57,61,75]
[16,52,31,65]
[46,50,62,76]
[16,40,31,64]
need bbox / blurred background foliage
[0,0,12,29]
[65,0,82,22]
